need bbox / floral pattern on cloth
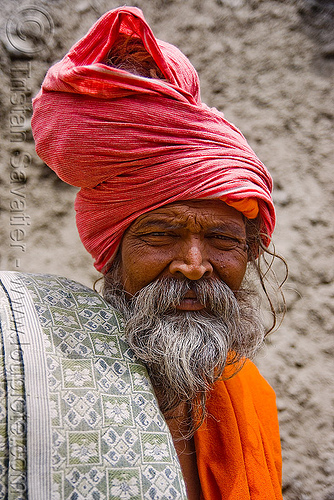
[0,271,187,500]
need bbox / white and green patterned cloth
[0,271,187,500]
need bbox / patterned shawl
[0,271,282,499]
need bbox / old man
[0,6,283,500]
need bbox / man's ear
[247,241,259,261]
[245,217,261,262]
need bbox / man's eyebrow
[134,217,182,230]
[134,217,246,236]
[208,223,246,238]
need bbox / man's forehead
[131,199,246,232]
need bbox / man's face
[104,200,263,420]
[119,199,249,302]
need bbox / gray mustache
[130,277,239,318]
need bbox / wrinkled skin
[120,199,249,303]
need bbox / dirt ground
[0,0,333,498]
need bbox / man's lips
[175,290,205,311]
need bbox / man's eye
[144,232,173,238]
[148,232,169,236]
[140,232,174,244]
[209,234,241,249]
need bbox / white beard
[103,264,264,425]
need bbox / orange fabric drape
[195,361,282,499]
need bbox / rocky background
[0,0,333,498]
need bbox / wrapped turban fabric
[32,6,275,273]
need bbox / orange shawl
[195,361,282,499]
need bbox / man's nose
[169,236,213,280]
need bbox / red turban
[32,6,275,273]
